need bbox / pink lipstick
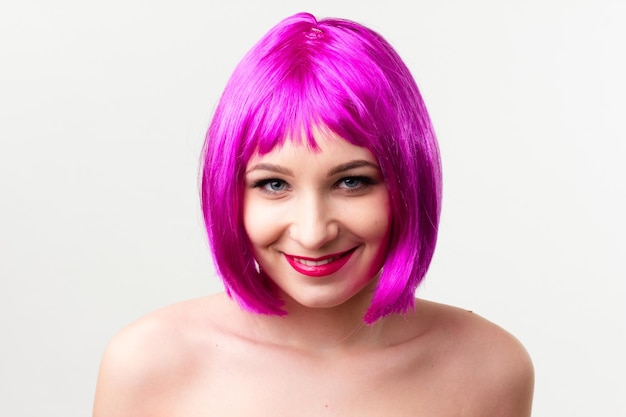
[284,247,357,277]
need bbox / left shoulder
[413,299,535,416]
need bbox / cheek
[242,196,284,248]
[341,193,391,246]
[242,199,262,247]
[369,215,392,253]
[369,198,392,254]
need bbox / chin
[280,281,377,313]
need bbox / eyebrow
[246,163,293,175]
[327,160,380,176]
[246,159,379,176]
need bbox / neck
[240,285,389,353]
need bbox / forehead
[246,129,378,169]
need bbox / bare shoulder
[92,294,231,417]
[408,299,535,417]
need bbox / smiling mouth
[284,247,358,277]
[292,255,343,266]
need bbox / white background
[1,0,624,415]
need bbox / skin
[243,131,391,313]
[93,132,534,417]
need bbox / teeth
[294,256,340,267]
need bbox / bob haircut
[201,12,442,324]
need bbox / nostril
[288,219,339,250]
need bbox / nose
[288,193,339,250]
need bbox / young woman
[93,12,534,416]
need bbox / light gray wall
[1,0,624,415]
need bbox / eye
[265,179,286,191]
[253,178,289,193]
[341,177,361,188]
[337,176,376,191]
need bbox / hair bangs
[237,43,380,160]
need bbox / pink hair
[201,12,442,323]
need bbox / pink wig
[201,12,442,324]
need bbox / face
[243,130,391,311]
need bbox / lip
[283,247,358,277]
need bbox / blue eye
[252,178,288,194]
[341,177,361,188]
[338,176,374,190]
[265,180,286,191]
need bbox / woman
[93,12,534,416]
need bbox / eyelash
[336,176,376,191]
[251,176,377,194]
[252,178,289,193]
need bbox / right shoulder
[92,294,230,417]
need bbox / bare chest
[163,346,457,417]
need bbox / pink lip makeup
[284,248,357,277]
